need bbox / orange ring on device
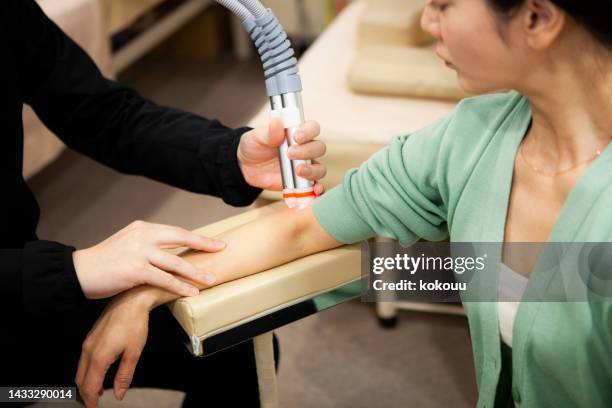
[283,191,316,199]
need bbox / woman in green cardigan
[76,0,612,406]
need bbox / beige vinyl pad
[358,0,433,48]
[168,202,361,341]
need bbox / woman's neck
[518,45,612,166]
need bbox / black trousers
[493,342,514,408]
[2,299,274,407]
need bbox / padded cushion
[348,45,470,100]
[168,202,361,340]
[358,0,433,48]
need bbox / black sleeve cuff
[211,126,263,207]
[22,241,87,315]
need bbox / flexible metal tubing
[215,0,252,21]
[236,0,267,18]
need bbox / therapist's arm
[15,0,260,206]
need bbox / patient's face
[422,0,531,95]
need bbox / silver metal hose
[236,0,267,18]
[215,0,315,207]
[215,0,252,21]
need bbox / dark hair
[487,0,612,49]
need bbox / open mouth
[435,47,456,69]
[437,53,456,69]
[436,51,453,68]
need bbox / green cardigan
[312,91,612,407]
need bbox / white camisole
[497,263,529,347]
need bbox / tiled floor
[29,55,477,407]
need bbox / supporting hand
[73,221,222,299]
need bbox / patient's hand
[75,287,155,408]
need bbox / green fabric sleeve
[312,185,376,244]
[312,116,452,246]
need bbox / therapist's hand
[238,118,326,194]
[76,287,154,407]
[73,221,221,300]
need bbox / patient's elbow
[291,204,342,254]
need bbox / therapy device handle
[270,92,312,192]
[215,0,315,207]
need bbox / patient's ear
[520,0,565,50]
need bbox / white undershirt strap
[497,263,529,347]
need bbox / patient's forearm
[138,205,341,309]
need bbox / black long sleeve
[1,242,86,315]
[0,0,261,319]
[20,0,261,206]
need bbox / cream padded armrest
[168,202,361,340]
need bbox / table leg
[253,332,279,408]
[376,301,399,328]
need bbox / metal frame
[184,277,365,357]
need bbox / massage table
[168,2,462,406]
